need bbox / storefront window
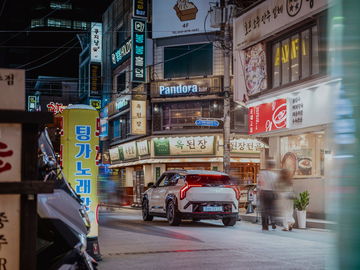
[271,25,320,88]
[153,100,223,131]
[272,42,280,87]
[280,133,324,178]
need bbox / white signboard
[247,79,340,133]
[137,140,149,156]
[230,138,267,154]
[0,69,25,110]
[91,22,102,62]
[169,136,215,155]
[0,124,22,270]
[234,0,327,49]
[152,0,219,38]
[131,100,147,135]
[121,141,137,160]
[109,147,120,161]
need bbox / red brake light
[180,184,202,200]
[225,185,240,200]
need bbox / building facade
[234,0,332,217]
[101,0,265,206]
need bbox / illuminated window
[271,25,320,87]
[50,2,72,10]
[47,18,72,29]
[31,18,44,28]
[73,21,89,30]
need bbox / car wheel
[142,199,153,221]
[222,217,237,226]
[166,201,181,226]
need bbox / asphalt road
[98,208,335,270]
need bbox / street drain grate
[107,248,232,257]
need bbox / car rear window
[185,174,234,186]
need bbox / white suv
[142,170,240,226]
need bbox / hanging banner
[60,105,99,238]
[153,136,215,156]
[131,100,147,135]
[131,18,147,82]
[248,98,287,134]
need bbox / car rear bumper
[180,212,238,220]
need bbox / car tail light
[225,185,240,200]
[180,183,202,200]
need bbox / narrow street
[98,208,334,270]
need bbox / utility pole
[222,0,231,174]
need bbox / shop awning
[109,157,260,169]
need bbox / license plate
[203,206,223,212]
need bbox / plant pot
[296,210,307,229]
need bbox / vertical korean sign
[90,22,102,62]
[131,100,146,135]
[131,18,146,82]
[0,68,25,270]
[60,105,100,237]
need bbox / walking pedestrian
[257,159,278,231]
[275,169,295,231]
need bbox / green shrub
[294,191,310,211]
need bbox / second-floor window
[271,25,319,88]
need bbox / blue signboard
[195,119,220,127]
[131,18,146,82]
[111,38,132,69]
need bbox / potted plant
[294,191,310,229]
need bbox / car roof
[164,169,229,176]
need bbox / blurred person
[275,169,295,231]
[257,159,278,230]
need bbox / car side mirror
[147,182,155,188]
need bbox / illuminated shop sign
[248,98,287,134]
[27,95,39,111]
[131,18,146,82]
[230,138,267,154]
[90,22,102,62]
[133,0,147,18]
[89,98,101,110]
[111,38,132,69]
[47,102,67,115]
[90,63,101,95]
[159,84,199,96]
[153,136,215,156]
[115,95,130,110]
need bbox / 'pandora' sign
[159,84,199,96]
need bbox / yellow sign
[60,105,99,237]
[274,38,307,66]
[131,100,146,135]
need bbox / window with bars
[271,25,320,88]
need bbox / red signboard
[248,99,287,134]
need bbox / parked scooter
[36,128,97,269]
